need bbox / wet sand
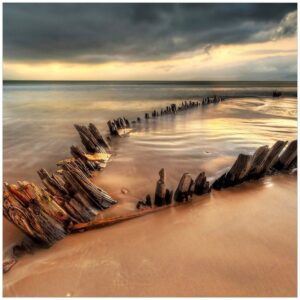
[3,90,297,296]
[3,175,297,297]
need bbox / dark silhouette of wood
[274,140,297,170]
[88,123,111,150]
[194,172,210,195]
[154,168,166,207]
[174,173,194,202]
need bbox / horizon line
[3,79,297,83]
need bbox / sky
[3,3,298,81]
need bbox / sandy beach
[3,3,298,297]
[3,82,297,296]
[3,174,297,297]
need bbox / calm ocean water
[3,81,297,184]
[3,81,297,296]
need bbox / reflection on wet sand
[3,175,297,297]
[3,83,297,297]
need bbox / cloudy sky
[3,3,297,81]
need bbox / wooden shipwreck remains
[194,172,211,195]
[105,95,225,138]
[5,137,296,251]
[4,161,117,250]
[107,117,132,136]
[154,168,173,206]
[212,140,296,190]
[73,123,112,170]
[135,140,296,212]
[3,95,296,272]
[174,173,194,202]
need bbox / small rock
[121,188,128,194]
[3,259,17,273]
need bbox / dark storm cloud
[3,3,297,64]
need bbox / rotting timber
[71,139,297,233]
[3,96,296,272]
[106,96,225,136]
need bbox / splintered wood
[212,140,296,190]
[4,163,117,248]
[4,122,117,252]
[3,94,297,273]
[74,139,297,233]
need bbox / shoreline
[3,95,297,274]
[3,174,297,297]
[3,94,297,296]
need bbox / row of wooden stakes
[3,121,120,252]
[143,97,224,120]
[107,96,225,136]
[5,95,219,252]
[70,139,297,233]
[136,139,297,210]
[5,95,290,272]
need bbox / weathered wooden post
[275,139,297,170]
[262,140,288,173]
[246,145,269,179]
[88,123,111,150]
[194,172,210,195]
[154,168,166,207]
[174,173,194,202]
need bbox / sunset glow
[4,3,297,81]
